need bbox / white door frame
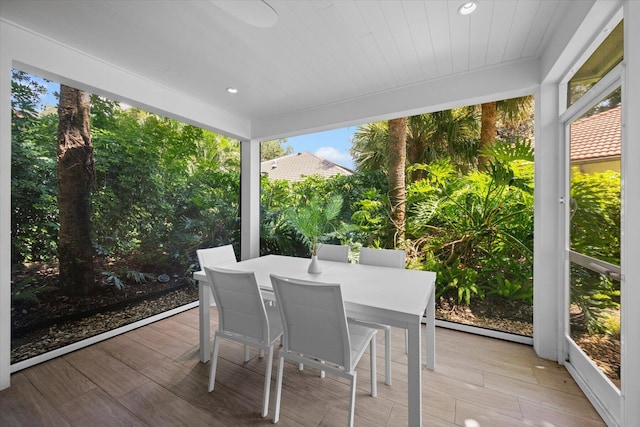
[560,67,622,426]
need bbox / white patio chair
[359,247,406,269]
[196,244,237,270]
[197,244,277,357]
[204,266,284,418]
[316,243,349,263]
[310,244,349,375]
[197,244,258,359]
[270,274,377,427]
[356,246,407,385]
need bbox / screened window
[567,21,623,107]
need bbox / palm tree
[285,194,343,256]
[352,108,479,176]
[407,107,478,179]
[350,121,388,173]
[478,102,497,169]
[478,96,533,169]
[352,109,480,246]
[388,117,407,243]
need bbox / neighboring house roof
[570,106,621,162]
[261,152,353,182]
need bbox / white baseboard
[434,319,534,345]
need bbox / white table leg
[199,281,210,363]
[407,318,422,427]
[425,287,435,370]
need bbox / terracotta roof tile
[570,106,621,161]
[261,152,353,182]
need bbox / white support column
[0,23,12,390]
[533,83,564,361]
[622,2,640,424]
[240,139,261,260]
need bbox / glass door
[565,86,622,423]
[561,19,623,424]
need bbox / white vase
[308,255,321,274]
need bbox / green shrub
[11,277,57,303]
[407,139,534,307]
[569,168,621,333]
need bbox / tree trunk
[478,101,497,169]
[57,85,96,296]
[406,119,424,182]
[387,117,407,244]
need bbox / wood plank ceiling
[2,0,573,127]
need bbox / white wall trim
[621,2,640,424]
[0,21,12,391]
[540,1,621,83]
[533,83,563,361]
[240,139,261,261]
[435,320,533,346]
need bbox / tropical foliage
[11,71,241,299]
[284,194,343,256]
[406,138,534,305]
[11,70,619,336]
[570,168,621,333]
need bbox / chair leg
[404,329,408,354]
[262,345,274,418]
[370,335,377,397]
[259,348,265,358]
[273,355,285,424]
[384,326,391,385]
[208,335,220,392]
[244,345,250,362]
[348,372,357,427]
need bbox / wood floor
[1,307,606,426]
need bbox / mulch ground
[10,261,198,364]
[436,295,534,336]
[571,330,621,388]
[437,295,620,388]
[11,286,198,363]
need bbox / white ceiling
[1,0,589,139]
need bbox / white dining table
[193,254,436,426]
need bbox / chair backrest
[358,247,406,269]
[197,244,237,269]
[204,266,270,343]
[317,243,349,263]
[270,274,351,369]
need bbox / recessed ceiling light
[458,1,477,15]
[226,87,238,94]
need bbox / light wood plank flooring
[1,307,606,426]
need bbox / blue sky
[286,127,357,170]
